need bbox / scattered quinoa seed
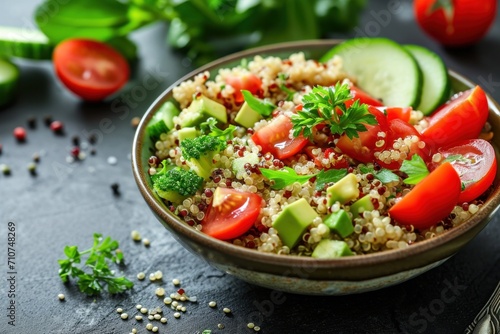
[174,312,181,318]
[146,323,153,330]
[155,287,165,297]
[132,329,137,334]
[164,297,172,305]
[27,162,37,175]
[160,317,167,323]
[107,156,118,165]
[149,273,156,281]
[33,152,41,163]
[137,272,146,280]
[254,325,261,331]
[135,315,143,321]
[136,304,142,309]
[247,323,255,329]
[208,301,216,308]
[58,293,65,301]
[131,117,141,127]
[148,315,154,320]
[154,270,163,280]
[172,278,180,286]
[1,164,11,175]
[131,230,141,241]
[120,313,128,320]
[223,307,231,314]
[154,314,161,320]
[140,307,148,314]
[143,238,151,247]
[117,307,123,313]
[218,324,225,329]
[152,326,159,333]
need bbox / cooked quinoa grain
[149,52,489,258]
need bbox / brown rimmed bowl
[132,40,500,295]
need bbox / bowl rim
[132,39,500,273]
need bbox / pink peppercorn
[13,127,26,141]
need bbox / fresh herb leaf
[315,168,347,190]
[277,73,295,101]
[291,83,377,140]
[260,167,316,190]
[200,117,236,140]
[241,90,276,117]
[359,165,400,184]
[400,155,430,184]
[57,233,133,296]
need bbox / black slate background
[1,1,499,333]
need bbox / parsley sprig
[58,234,133,296]
[260,167,316,189]
[291,82,377,139]
[200,117,237,140]
[400,155,430,184]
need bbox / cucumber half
[0,26,53,60]
[0,57,19,107]
[321,38,422,108]
[404,45,450,115]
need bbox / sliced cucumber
[321,38,422,108]
[0,27,53,60]
[404,45,450,115]
[0,58,19,107]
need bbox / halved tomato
[389,162,461,230]
[225,73,262,103]
[53,39,130,101]
[202,187,262,240]
[422,86,489,149]
[382,107,412,123]
[434,139,497,203]
[251,115,309,160]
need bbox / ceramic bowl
[132,40,500,295]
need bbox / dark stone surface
[1,1,499,333]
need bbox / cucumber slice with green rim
[404,45,450,115]
[321,38,422,108]
[0,27,53,60]
[0,58,19,107]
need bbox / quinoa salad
[145,47,495,258]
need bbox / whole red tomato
[414,0,497,46]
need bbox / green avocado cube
[311,240,353,259]
[234,101,263,128]
[178,127,198,141]
[273,198,318,249]
[323,209,353,238]
[177,95,227,127]
[326,173,359,206]
[350,194,375,217]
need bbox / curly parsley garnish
[291,82,377,139]
[58,234,133,295]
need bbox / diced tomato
[382,106,412,123]
[422,86,489,149]
[304,146,349,169]
[202,187,262,240]
[336,106,389,163]
[53,39,130,101]
[346,85,384,107]
[225,73,262,103]
[251,115,309,160]
[434,139,497,203]
[389,162,461,230]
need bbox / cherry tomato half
[225,73,262,104]
[346,85,384,107]
[435,139,497,203]
[202,187,262,240]
[422,86,488,149]
[389,162,461,230]
[251,115,309,160]
[53,39,130,101]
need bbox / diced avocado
[350,194,375,217]
[326,173,359,206]
[178,127,198,141]
[273,198,318,249]
[147,101,180,139]
[312,240,354,259]
[177,95,227,127]
[234,101,263,128]
[157,101,180,130]
[232,152,260,176]
[323,210,353,238]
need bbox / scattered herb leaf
[241,90,276,117]
[400,155,430,184]
[359,165,400,184]
[277,73,295,101]
[200,117,236,140]
[259,167,316,190]
[315,168,347,190]
[58,233,133,296]
[291,83,377,140]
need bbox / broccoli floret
[180,135,227,179]
[152,163,203,203]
